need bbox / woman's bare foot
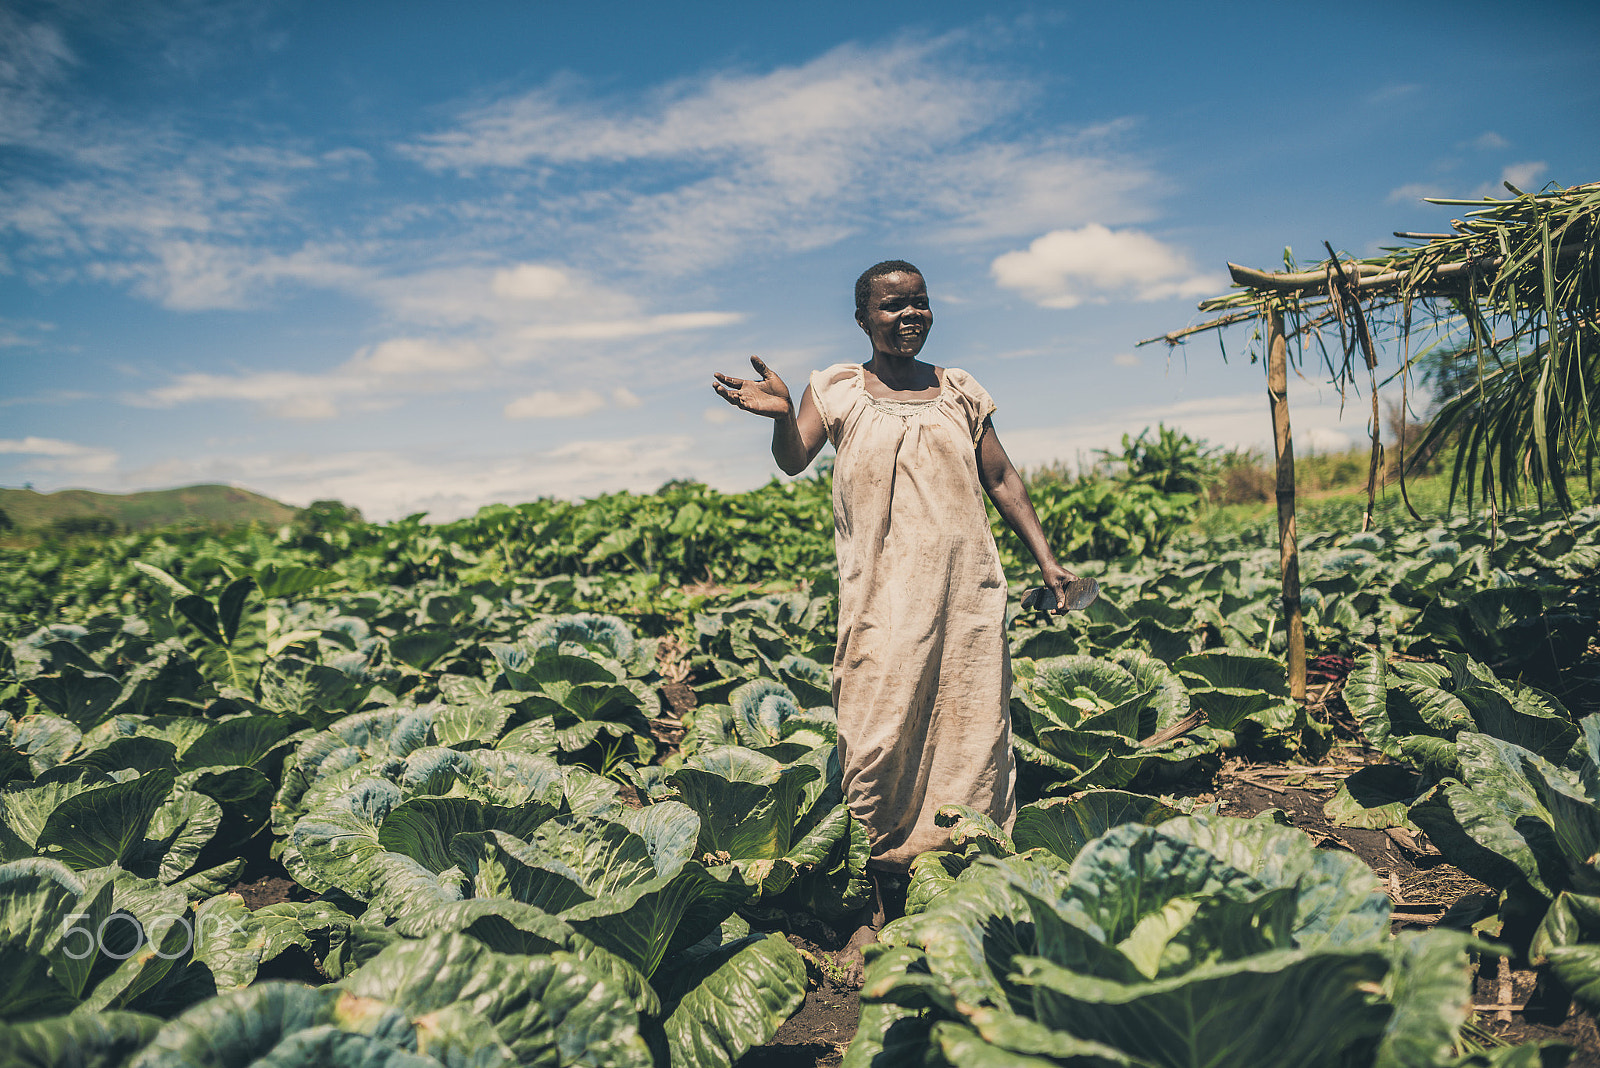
[834,922,879,987]
[831,868,906,987]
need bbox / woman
[712,260,1076,955]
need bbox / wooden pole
[1267,303,1307,700]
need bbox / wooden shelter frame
[1136,181,1599,700]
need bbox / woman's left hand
[1038,562,1077,611]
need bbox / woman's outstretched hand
[713,356,793,419]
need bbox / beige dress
[809,363,1016,872]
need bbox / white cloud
[491,263,582,302]
[3,28,1160,313]
[403,40,1156,269]
[130,269,740,418]
[1500,161,1546,192]
[703,406,734,425]
[0,9,78,155]
[998,389,1391,474]
[273,394,341,421]
[991,225,1226,309]
[0,388,90,408]
[923,131,1159,241]
[406,40,1009,171]
[347,338,487,375]
[1387,181,1442,204]
[0,436,91,456]
[0,12,74,92]
[612,387,642,409]
[1112,352,1139,368]
[518,311,743,342]
[1391,161,1549,207]
[1303,427,1355,454]
[141,241,362,312]
[0,316,55,348]
[504,389,607,419]
[1469,131,1509,151]
[134,334,496,419]
[116,434,738,521]
[0,435,118,474]
[139,370,355,420]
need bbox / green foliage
[1406,715,1600,969]
[1009,653,1215,792]
[1096,423,1221,495]
[0,461,1596,1067]
[853,815,1482,1068]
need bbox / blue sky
[2,0,1596,520]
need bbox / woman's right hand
[713,356,793,419]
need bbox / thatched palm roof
[1142,180,1600,512]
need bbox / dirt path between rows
[738,755,1600,1067]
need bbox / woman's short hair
[854,260,923,314]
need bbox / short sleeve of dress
[809,364,860,448]
[942,368,997,447]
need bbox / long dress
[809,362,1016,872]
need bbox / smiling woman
[711,259,1081,974]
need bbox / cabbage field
[1,476,1598,1067]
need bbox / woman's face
[857,271,932,359]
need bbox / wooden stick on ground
[1232,775,1289,795]
[1497,957,1514,1022]
[1140,710,1206,748]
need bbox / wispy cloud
[518,311,743,342]
[1000,389,1380,475]
[1387,181,1442,205]
[346,337,487,376]
[1388,161,1551,206]
[130,288,741,419]
[504,389,606,419]
[4,22,1161,322]
[0,8,78,156]
[101,240,365,311]
[406,39,1010,171]
[118,434,744,521]
[990,225,1225,309]
[133,336,494,419]
[0,316,56,348]
[503,386,645,419]
[0,435,118,474]
[403,39,1156,269]
[1498,161,1546,193]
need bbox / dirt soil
[1194,755,1600,1067]
[226,837,314,910]
[230,873,305,910]
[734,931,858,1068]
[737,752,1600,1066]
[740,986,857,1068]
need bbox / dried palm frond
[1143,180,1600,511]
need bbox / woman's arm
[976,419,1076,609]
[712,356,827,475]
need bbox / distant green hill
[0,484,299,535]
